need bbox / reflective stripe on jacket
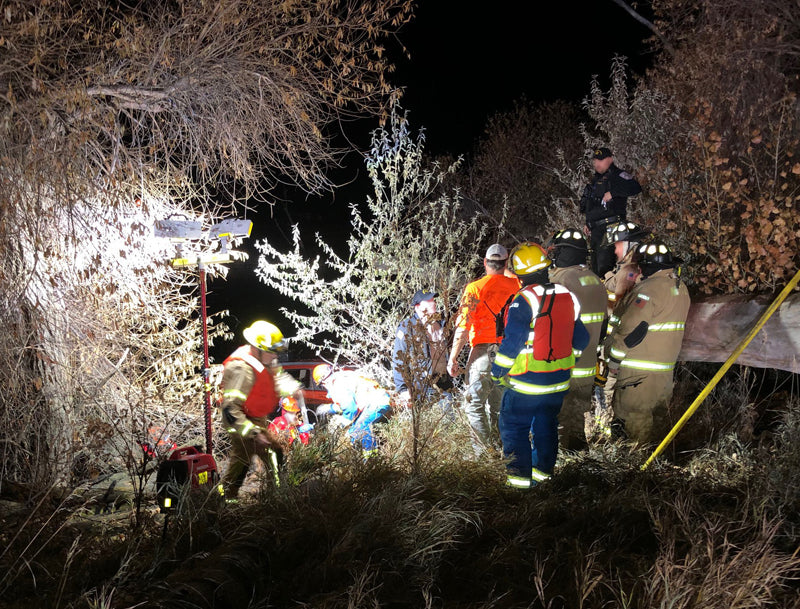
[549,265,607,382]
[604,269,690,375]
[223,346,278,418]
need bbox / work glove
[297,423,314,434]
[315,404,334,417]
[594,360,608,388]
[593,370,607,388]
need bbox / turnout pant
[558,378,593,450]
[222,428,281,498]
[612,370,674,444]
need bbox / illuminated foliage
[254,110,493,381]
[0,0,413,489]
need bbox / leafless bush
[0,0,412,493]
[254,109,496,382]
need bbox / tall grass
[1,371,799,608]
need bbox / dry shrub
[635,496,799,608]
[762,400,800,547]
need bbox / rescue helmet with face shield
[603,221,650,247]
[243,320,286,352]
[637,240,683,277]
[547,228,589,267]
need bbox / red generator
[155,445,222,512]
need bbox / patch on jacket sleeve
[634,297,647,308]
[619,171,634,180]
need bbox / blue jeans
[349,405,391,451]
[499,388,566,479]
[464,343,503,454]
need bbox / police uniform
[603,268,690,443]
[549,265,607,449]
[581,164,642,276]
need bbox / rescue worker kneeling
[491,243,589,488]
[313,364,392,458]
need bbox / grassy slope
[2,372,800,609]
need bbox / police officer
[602,241,690,444]
[546,229,607,450]
[580,147,642,277]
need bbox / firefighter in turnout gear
[603,221,652,310]
[491,242,589,488]
[602,241,690,443]
[546,229,608,450]
[313,364,392,457]
[219,320,304,498]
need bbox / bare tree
[463,99,586,242]
[0,0,413,493]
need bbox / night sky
[207,1,654,361]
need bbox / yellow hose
[642,267,800,470]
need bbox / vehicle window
[286,368,311,389]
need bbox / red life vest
[223,346,278,418]
[531,285,575,362]
[515,284,577,370]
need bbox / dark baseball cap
[592,147,613,160]
[411,290,438,306]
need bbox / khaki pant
[612,371,673,444]
[463,343,503,455]
[559,379,593,450]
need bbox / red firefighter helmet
[280,396,300,413]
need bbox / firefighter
[491,242,589,488]
[546,228,607,450]
[313,364,392,457]
[603,221,652,310]
[269,396,313,447]
[447,244,520,455]
[219,320,304,499]
[601,241,690,444]
[580,147,642,277]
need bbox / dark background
[206,1,655,362]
